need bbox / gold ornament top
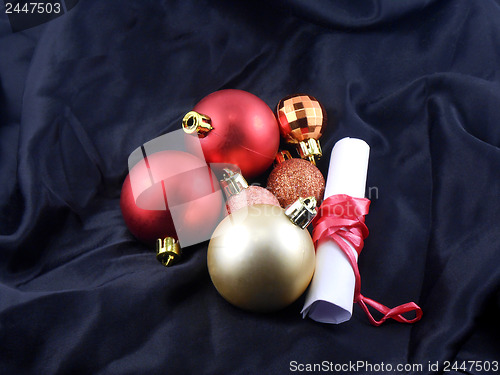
[182,111,213,137]
[220,168,249,198]
[156,237,181,267]
[284,196,317,229]
[275,150,293,164]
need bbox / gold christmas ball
[207,204,315,312]
[276,94,328,164]
[276,94,326,144]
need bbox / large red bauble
[120,150,223,246]
[188,89,280,179]
[121,173,175,246]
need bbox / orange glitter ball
[267,158,325,208]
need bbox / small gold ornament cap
[274,150,293,164]
[285,196,317,229]
[298,139,322,165]
[156,237,182,267]
[220,168,249,198]
[182,111,213,137]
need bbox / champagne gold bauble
[207,204,315,312]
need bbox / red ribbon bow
[312,194,423,326]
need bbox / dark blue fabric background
[1,0,499,374]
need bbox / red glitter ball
[267,158,325,208]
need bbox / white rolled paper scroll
[301,137,370,324]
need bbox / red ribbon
[312,194,423,326]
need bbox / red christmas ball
[121,173,175,246]
[120,150,223,246]
[182,89,280,179]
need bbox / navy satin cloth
[1,1,499,374]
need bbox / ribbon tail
[357,294,423,327]
[312,195,423,326]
